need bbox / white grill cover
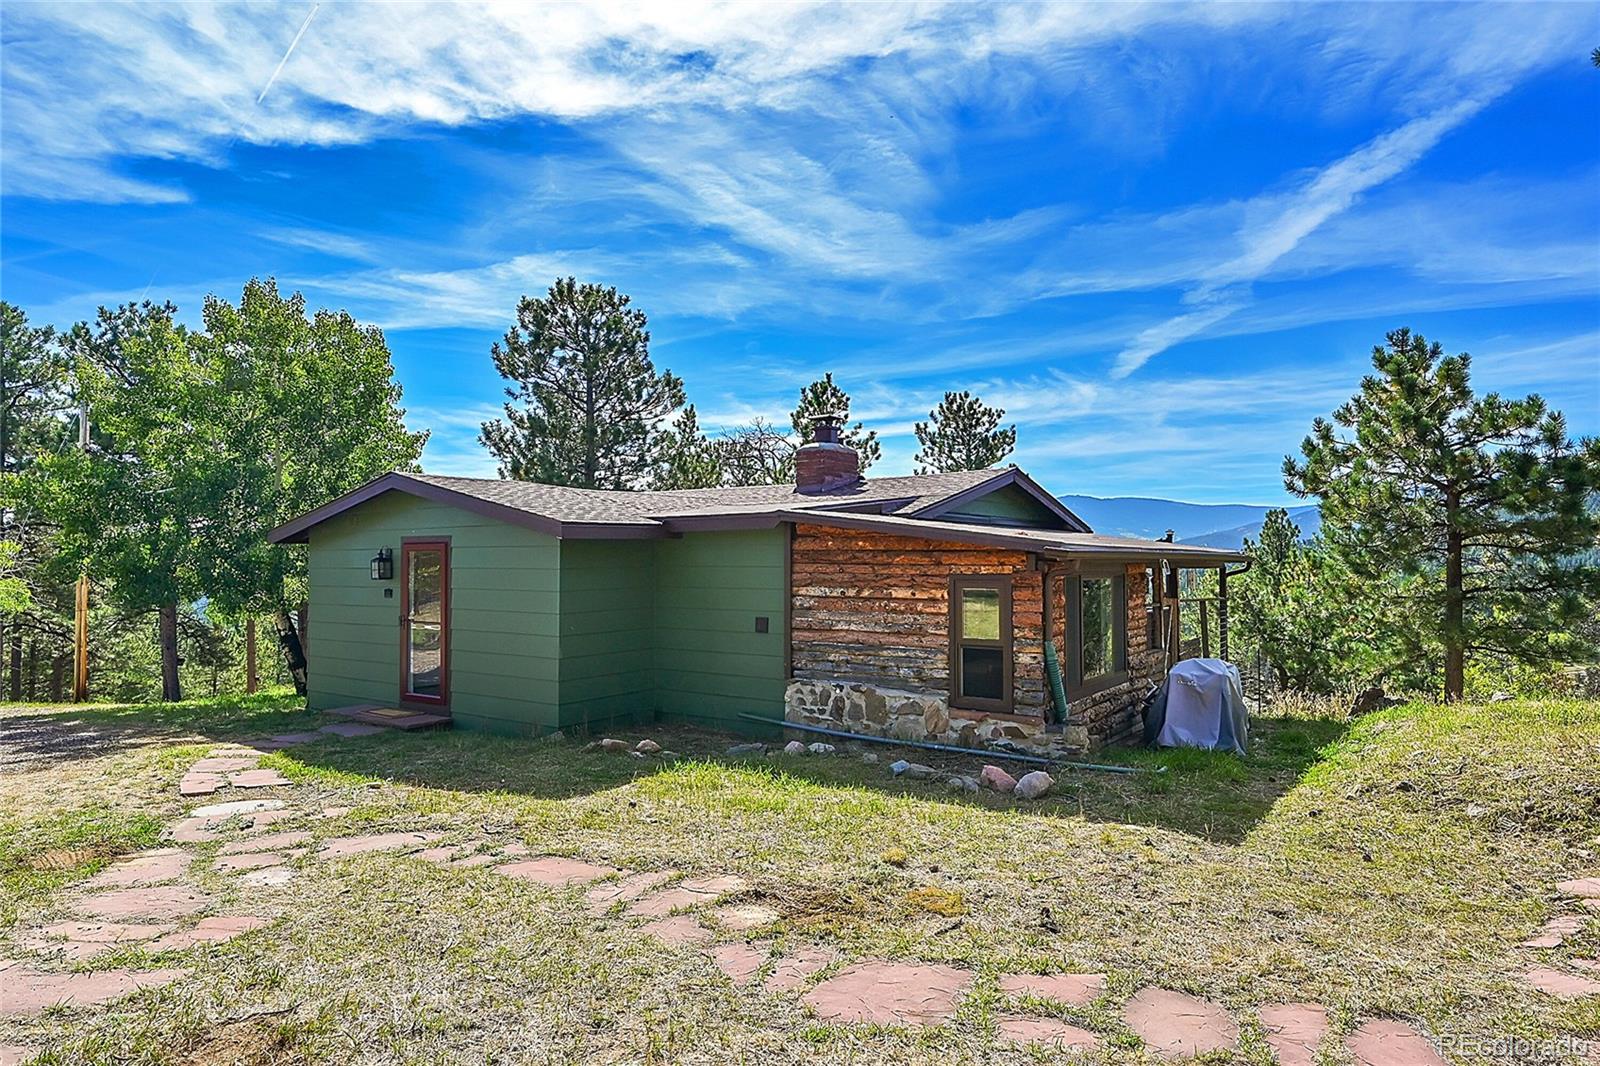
[1154,658,1249,754]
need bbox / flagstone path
[1259,1003,1330,1066]
[1513,869,1600,1003]
[997,972,1105,1005]
[1123,986,1239,1059]
[802,961,972,1027]
[995,1014,1101,1051]
[1344,1019,1449,1066]
[0,963,188,1018]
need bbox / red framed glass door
[400,539,449,707]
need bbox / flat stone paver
[214,852,291,874]
[167,817,218,843]
[585,870,677,914]
[230,769,291,788]
[259,732,324,748]
[179,773,222,796]
[239,867,296,888]
[144,916,268,953]
[1524,966,1600,1000]
[1345,1019,1447,1066]
[1557,877,1600,898]
[246,809,299,830]
[497,856,616,887]
[0,1043,37,1065]
[320,722,384,738]
[77,886,210,921]
[628,874,749,917]
[996,1015,1101,1050]
[710,942,767,985]
[320,832,441,858]
[191,756,258,773]
[1123,987,1238,1059]
[638,914,713,947]
[711,903,780,930]
[1259,1003,1329,1066]
[1521,914,1585,948]
[0,965,187,1017]
[766,946,834,992]
[502,842,531,857]
[998,972,1105,1005]
[803,960,971,1027]
[40,920,173,944]
[86,850,191,889]
[219,831,311,854]
[191,799,285,819]
[451,854,497,868]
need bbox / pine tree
[913,390,1017,473]
[651,405,724,489]
[481,279,685,488]
[789,373,880,472]
[1284,328,1600,701]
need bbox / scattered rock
[782,740,807,756]
[1489,691,1514,703]
[890,760,936,779]
[980,765,1018,793]
[806,742,836,755]
[598,738,630,753]
[1013,770,1055,800]
[1123,986,1238,1059]
[726,743,765,756]
[635,739,661,754]
[945,775,979,793]
[802,960,972,1026]
[1349,686,1391,717]
[859,753,879,765]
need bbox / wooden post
[1217,566,1229,660]
[245,617,258,694]
[73,575,90,701]
[1198,596,1211,658]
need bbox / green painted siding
[306,491,561,736]
[306,491,786,737]
[945,483,1066,527]
[652,529,788,733]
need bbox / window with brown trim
[949,575,1013,712]
[1067,571,1127,697]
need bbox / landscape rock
[782,740,807,755]
[890,760,936,779]
[1489,691,1514,703]
[806,742,836,755]
[635,739,661,754]
[945,775,979,793]
[1013,771,1055,800]
[598,738,630,753]
[726,743,765,756]
[860,753,879,764]
[980,765,1018,792]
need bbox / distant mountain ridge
[1058,495,1321,550]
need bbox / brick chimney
[795,413,862,494]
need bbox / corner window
[949,575,1012,712]
[1068,572,1127,696]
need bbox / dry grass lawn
[1,692,1597,1064]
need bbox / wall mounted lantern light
[370,547,394,581]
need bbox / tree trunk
[159,603,182,702]
[273,608,309,697]
[25,639,38,701]
[246,617,258,694]
[297,604,309,660]
[49,654,66,702]
[1443,500,1465,703]
[8,631,20,701]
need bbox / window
[1068,572,1127,696]
[949,575,1012,712]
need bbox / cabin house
[268,417,1246,756]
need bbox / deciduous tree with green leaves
[481,279,685,488]
[913,390,1016,473]
[1284,328,1600,701]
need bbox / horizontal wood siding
[652,529,787,731]
[790,523,1048,714]
[306,491,561,736]
[557,539,655,732]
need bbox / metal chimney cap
[807,412,846,444]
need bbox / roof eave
[907,467,1093,532]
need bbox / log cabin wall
[789,523,1049,716]
[786,524,1173,755]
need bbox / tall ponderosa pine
[913,390,1017,473]
[482,279,685,488]
[789,373,880,473]
[651,405,724,490]
[1284,328,1600,701]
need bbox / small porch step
[324,704,452,731]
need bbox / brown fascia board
[267,472,667,544]
[908,467,1093,533]
[773,508,1247,564]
